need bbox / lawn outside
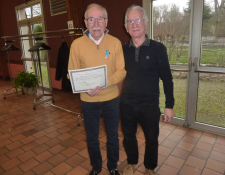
[159,72,225,128]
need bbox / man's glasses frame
[126,18,145,25]
[86,17,107,24]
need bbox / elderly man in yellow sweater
[68,3,126,175]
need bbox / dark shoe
[110,169,120,175]
[89,169,101,175]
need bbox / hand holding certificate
[68,65,107,93]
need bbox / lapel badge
[105,50,110,59]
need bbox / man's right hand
[87,86,103,97]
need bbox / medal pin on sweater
[105,50,110,59]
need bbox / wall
[0,0,142,90]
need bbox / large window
[15,0,50,89]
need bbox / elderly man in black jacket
[120,5,175,175]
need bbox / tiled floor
[0,79,225,175]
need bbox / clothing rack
[1,28,84,125]
[2,28,84,39]
[0,41,22,99]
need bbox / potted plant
[13,70,40,95]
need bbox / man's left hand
[164,108,175,122]
[87,86,103,96]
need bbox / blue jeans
[81,97,119,171]
[120,102,161,170]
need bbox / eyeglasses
[126,18,145,25]
[86,17,106,24]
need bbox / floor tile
[209,151,225,163]
[185,155,206,170]
[34,150,54,163]
[48,144,66,154]
[179,164,202,175]
[199,135,216,145]
[177,141,194,152]
[205,158,225,173]
[5,141,23,150]
[72,133,86,141]
[164,155,185,169]
[171,147,190,160]
[66,154,86,167]
[161,139,179,149]
[32,144,50,154]
[35,136,50,145]
[181,135,199,144]
[167,133,183,142]
[47,153,67,166]
[216,136,225,146]
[172,128,187,136]
[213,143,225,154]
[195,141,213,152]
[80,158,92,171]
[51,162,73,175]
[60,138,77,148]
[201,168,223,175]
[158,145,173,157]
[1,157,21,171]
[61,146,79,158]
[19,158,40,172]
[67,165,89,175]
[157,164,179,175]
[32,161,54,175]
[1,167,23,175]
[190,147,210,160]
[0,154,10,164]
[17,150,37,162]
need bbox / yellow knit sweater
[68,29,126,102]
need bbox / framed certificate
[68,65,107,93]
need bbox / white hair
[124,5,148,28]
[84,3,108,19]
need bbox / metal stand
[0,42,22,99]
[33,50,54,110]
[77,114,84,126]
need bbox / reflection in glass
[32,4,42,17]
[31,23,45,61]
[25,61,34,73]
[17,7,31,20]
[153,0,190,65]
[196,73,225,127]
[20,26,32,59]
[201,0,225,67]
[159,71,187,118]
[17,3,41,21]
[36,62,49,88]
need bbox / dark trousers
[120,102,161,170]
[81,97,119,171]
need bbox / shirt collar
[129,34,150,47]
[88,33,105,45]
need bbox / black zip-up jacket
[55,41,72,91]
[121,39,174,108]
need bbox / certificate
[68,65,107,93]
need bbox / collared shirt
[129,34,150,62]
[89,33,104,45]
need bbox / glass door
[19,22,50,89]
[151,0,225,135]
[153,0,191,125]
[16,1,51,90]
[189,0,225,134]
